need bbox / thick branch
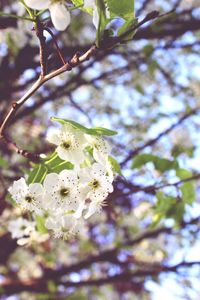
[1,260,199,296]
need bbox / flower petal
[74,201,86,219]
[56,146,71,161]
[43,173,59,192]
[92,7,99,29]
[49,3,70,31]
[84,201,98,219]
[84,0,96,8]
[25,0,50,10]
[46,131,61,145]
[29,183,44,196]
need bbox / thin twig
[123,173,200,196]
[121,107,199,166]
[34,17,47,77]
[44,27,66,65]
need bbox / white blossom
[8,178,44,214]
[76,163,114,219]
[43,170,80,211]
[25,0,70,31]
[47,124,87,164]
[45,210,86,239]
[85,134,111,164]
[17,230,49,246]
[8,218,36,239]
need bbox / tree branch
[121,107,200,166]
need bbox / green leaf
[117,17,137,41]
[143,44,154,57]
[172,144,195,158]
[44,153,74,173]
[35,215,48,234]
[155,191,176,214]
[170,202,185,224]
[152,191,184,227]
[27,164,48,184]
[47,280,57,293]
[176,169,195,205]
[70,0,83,6]
[96,0,110,46]
[71,0,92,13]
[0,157,8,168]
[51,117,117,136]
[106,0,135,20]
[108,156,122,175]
[92,126,118,136]
[180,182,195,205]
[176,168,192,180]
[131,154,179,172]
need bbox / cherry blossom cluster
[25,0,106,31]
[8,123,116,242]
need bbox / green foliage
[131,154,179,172]
[108,0,136,41]
[108,156,122,175]
[176,169,195,205]
[0,157,8,168]
[152,168,196,226]
[143,44,154,57]
[171,144,195,158]
[106,0,134,20]
[27,164,48,184]
[47,280,57,293]
[180,182,195,205]
[44,152,74,173]
[176,168,193,180]
[152,191,183,227]
[117,18,138,41]
[51,117,117,136]
[35,215,48,234]
[71,0,84,8]
[27,153,74,184]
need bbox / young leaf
[71,0,92,13]
[108,156,122,175]
[176,168,193,180]
[27,164,48,184]
[106,0,135,20]
[131,154,179,172]
[180,182,195,205]
[92,126,118,136]
[176,169,195,205]
[152,191,183,227]
[35,215,48,234]
[117,17,137,41]
[51,117,117,136]
[45,153,74,173]
[0,157,8,168]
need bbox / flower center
[94,143,99,149]
[60,188,70,197]
[20,225,27,230]
[62,141,71,150]
[90,179,100,189]
[25,195,34,203]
